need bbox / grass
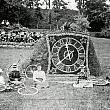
[0,37,110,110]
[91,37,110,78]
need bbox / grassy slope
[0,37,110,110]
[91,37,110,78]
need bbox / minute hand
[57,50,74,65]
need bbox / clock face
[51,37,85,73]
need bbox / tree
[6,0,23,5]
[52,0,68,10]
[20,0,44,28]
[0,0,33,27]
[18,6,32,27]
[75,0,109,31]
[43,0,49,9]
[52,0,68,29]
[21,0,43,9]
[33,7,43,28]
[4,0,44,28]
[0,0,10,22]
[74,15,90,32]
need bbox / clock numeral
[50,37,56,44]
[70,65,75,71]
[80,37,87,44]
[57,63,64,70]
[79,48,85,53]
[66,38,72,44]
[56,39,64,47]
[77,46,82,51]
[66,66,71,72]
[74,64,79,71]
[52,58,59,65]
[71,39,77,45]
[52,47,59,53]
[52,52,58,58]
[79,53,85,57]
[59,39,65,46]
[77,59,84,65]
[74,42,82,49]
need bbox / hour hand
[65,43,71,61]
[57,50,74,65]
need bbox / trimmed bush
[88,39,102,76]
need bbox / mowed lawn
[92,37,110,77]
[0,37,110,110]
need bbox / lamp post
[1,20,10,27]
[1,20,5,25]
[6,20,10,26]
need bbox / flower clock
[46,32,89,75]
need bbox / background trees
[1,0,110,32]
[75,0,109,32]
[0,0,44,28]
[51,0,68,29]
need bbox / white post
[1,20,5,25]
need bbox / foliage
[75,0,109,32]
[8,5,32,27]
[19,0,43,9]
[52,0,68,10]
[1,0,110,32]
[0,0,10,21]
[51,0,68,29]
[61,15,90,33]
[73,15,90,32]
[75,0,107,15]
[43,0,49,9]
[23,37,49,72]
[0,0,43,28]
[30,7,43,28]
[6,0,23,5]
[38,9,78,29]
[88,38,102,76]
[0,0,78,29]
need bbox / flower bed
[0,41,35,49]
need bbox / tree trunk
[49,24,52,30]
[37,22,39,29]
[57,24,59,30]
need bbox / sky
[41,0,78,10]
[106,0,110,5]
[41,0,110,10]
[64,0,78,10]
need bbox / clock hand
[65,43,71,61]
[57,50,74,65]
